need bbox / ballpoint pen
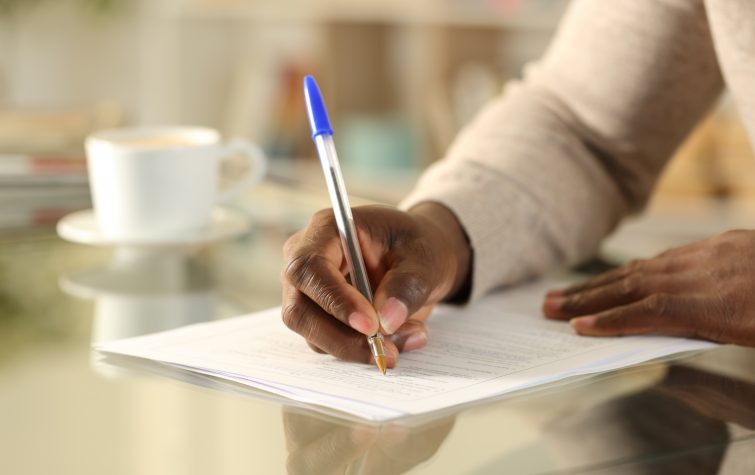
[303,75,388,375]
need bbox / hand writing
[281,203,471,367]
[544,230,755,346]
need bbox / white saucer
[57,207,251,247]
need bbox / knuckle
[281,301,304,333]
[284,252,320,288]
[281,293,325,340]
[284,253,353,321]
[642,293,670,316]
[283,307,319,342]
[315,281,349,319]
[563,292,585,311]
[618,275,643,299]
[281,298,309,336]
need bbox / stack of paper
[95,281,715,422]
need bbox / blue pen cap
[303,75,334,140]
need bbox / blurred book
[0,153,87,186]
[0,103,119,233]
[0,102,123,155]
[0,186,91,232]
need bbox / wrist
[408,202,472,302]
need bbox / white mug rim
[86,126,220,151]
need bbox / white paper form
[96,280,715,421]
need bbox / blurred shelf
[266,158,419,205]
[184,0,566,30]
[601,195,755,262]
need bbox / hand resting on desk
[544,229,755,347]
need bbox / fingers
[387,304,433,353]
[390,319,429,353]
[283,224,379,336]
[570,294,707,338]
[282,288,399,366]
[549,251,699,298]
[284,251,379,336]
[543,230,755,345]
[550,264,635,297]
[544,274,694,320]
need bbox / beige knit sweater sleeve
[400,0,724,300]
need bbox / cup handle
[216,139,267,203]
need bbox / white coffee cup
[85,126,266,240]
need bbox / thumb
[373,263,442,334]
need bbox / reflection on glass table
[2,181,755,475]
[60,247,218,377]
[538,364,755,475]
[97,350,755,475]
[282,408,454,475]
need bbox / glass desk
[1,182,754,475]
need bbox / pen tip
[375,356,387,375]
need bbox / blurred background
[3,5,755,474]
[1,0,755,232]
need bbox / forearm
[402,0,723,300]
[403,91,627,300]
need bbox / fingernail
[546,289,566,297]
[571,316,597,331]
[403,331,427,352]
[348,312,376,335]
[543,296,565,313]
[379,298,408,334]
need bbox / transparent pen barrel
[314,135,373,303]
